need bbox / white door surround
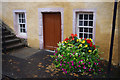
[38,8,64,49]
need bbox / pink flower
[69,66,71,68]
[98,59,99,61]
[98,62,100,64]
[54,53,55,55]
[82,63,84,65]
[64,64,65,66]
[70,55,71,57]
[67,62,69,64]
[79,61,81,64]
[63,57,65,59]
[99,69,101,71]
[60,64,62,66]
[65,71,67,74]
[73,53,75,55]
[71,61,74,63]
[78,65,81,67]
[55,51,57,53]
[83,66,85,69]
[72,63,74,66]
[89,69,91,71]
[60,61,62,63]
[75,66,77,68]
[80,59,83,61]
[62,68,64,71]
[94,63,97,65]
[62,55,63,57]
[88,62,91,64]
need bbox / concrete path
[9,47,40,59]
[2,49,120,79]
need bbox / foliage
[51,34,103,74]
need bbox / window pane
[84,21,88,26]
[89,21,93,26]
[79,33,83,38]
[22,19,24,23]
[20,29,22,32]
[79,21,83,26]
[89,28,93,33]
[20,24,22,27]
[22,14,24,18]
[23,19,25,23]
[79,14,83,19]
[23,29,26,33]
[23,24,25,28]
[19,19,21,23]
[79,27,83,32]
[89,34,93,39]
[84,28,88,32]
[84,33,88,38]
[84,14,88,20]
[89,14,93,20]
[19,14,21,18]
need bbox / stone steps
[2,22,27,53]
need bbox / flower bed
[51,34,103,75]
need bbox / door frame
[38,8,64,49]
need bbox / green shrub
[51,34,103,74]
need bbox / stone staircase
[1,21,27,53]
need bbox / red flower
[81,37,83,39]
[84,38,86,40]
[65,38,69,41]
[71,34,74,37]
[72,38,74,40]
[71,34,77,38]
[93,45,96,49]
[89,42,92,47]
[75,34,77,37]
[86,39,91,44]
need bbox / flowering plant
[51,34,103,74]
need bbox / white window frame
[13,10,27,39]
[73,9,96,43]
[77,13,94,39]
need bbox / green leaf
[56,63,60,67]
[50,55,54,58]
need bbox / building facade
[1,2,120,65]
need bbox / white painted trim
[13,9,27,39]
[38,8,64,49]
[73,9,96,43]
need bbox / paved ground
[9,47,40,59]
[2,49,120,79]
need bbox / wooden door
[43,13,61,50]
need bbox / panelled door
[43,13,61,50]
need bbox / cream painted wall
[1,2,119,65]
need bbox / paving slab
[9,47,40,59]
[2,50,120,79]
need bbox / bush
[51,34,103,74]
